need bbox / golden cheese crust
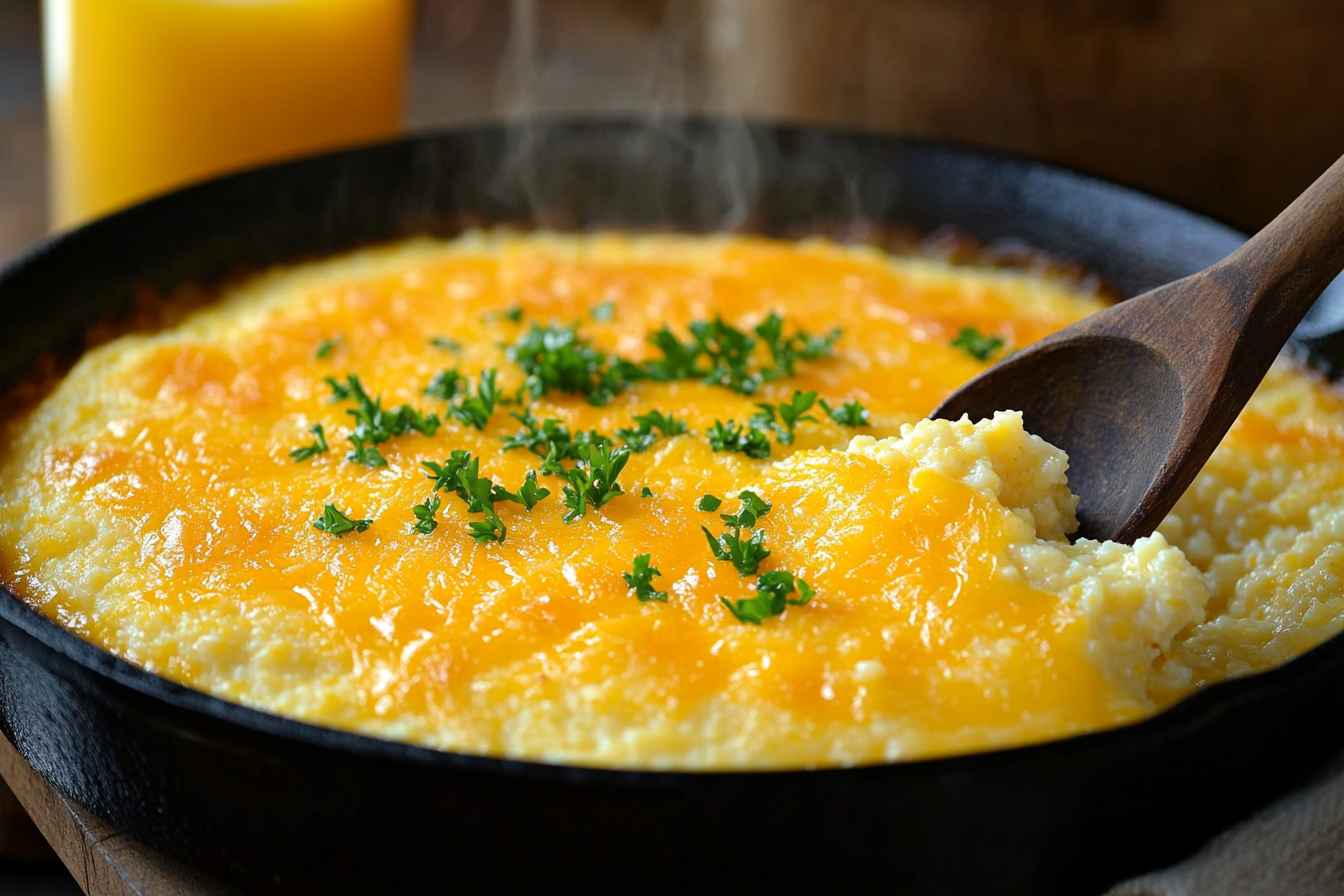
[1,233,1341,768]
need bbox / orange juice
[44,0,411,228]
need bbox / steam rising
[490,0,768,231]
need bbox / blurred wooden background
[0,0,1343,887]
[6,0,1344,258]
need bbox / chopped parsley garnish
[591,302,616,322]
[706,419,772,459]
[430,336,462,352]
[754,312,840,379]
[501,314,836,407]
[696,494,722,512]
[397,406,442,436]
[411,494,441,534]
[328,374,440,467]
[720,570,814,624]
[425,369,465,401]
[449,369,500,430]
[457,463,507,543]
[313,503,371,537]
[289,424,329,462]
[495,470,551,510]
[688,318,757,393]
[643,315,838,395]
[508,324,638,406]
[561,443,631,522]
[324,376,353,401]
[640,486,654,498]
[315,337,340,360]
[701,490,773,575]
[751,390,818,444]
[423,451,507,542]
[502,410,612,474]
[502,410,572,454]
[950,326,1005,361]
[820,398,870,427]
[344,378,432,456]
[617,409,688,452]
[467,516,506,543]
[703,526,770,576]
[624,554,668,602]
[346,440,384,470]
[347,438,387,468]
[422,450,473,494]
[643,326,704,382]
[501,306,524,323]
[421,453,548,542]
[723,490,771,527]
[537,443,567,476]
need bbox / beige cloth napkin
[1109,752,1344,896]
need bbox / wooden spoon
[933,153,1344,543]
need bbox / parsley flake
[561,443,631,522]
[421,452,546,543]
[702,526,770,576]
[495,470,552,511]
[313,504,372,537]
[820,398,870,427]
[411,494,441,534]
[696,494,722,512]
[315,337,341,360]
[450,369,500,430]
[950,326,1005,361]
[446,453,508,542]
[324,376,353,401]
[502,410,613,474]
[430,336,462,353]
[751,390,818,444]
[289,424,329,462]
[643,326,704,382]
[624,554,668,602]
[467,516,506,544]
[753,313,839,379]
[328,374,440,467]
[508,324,638,406]
[702,491,773,575]
[347,438,387,468]
[722,490,771,527]
[643,315,834,394]
[425,369,465,401]
[617,409,688,452]
[422,451,472,495]
[688,317,758,393]
[707,419,772,459]
[720,570,814,624]
[502,409,566,454]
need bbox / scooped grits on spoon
[3,233,1344,769]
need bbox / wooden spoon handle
[1219,152,1344,343]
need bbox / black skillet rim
[0,116,1326,789]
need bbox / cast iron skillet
[1,119,1341,893]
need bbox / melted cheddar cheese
[2,234,1342,768]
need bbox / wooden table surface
[0,738,236,896]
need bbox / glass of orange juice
[43,0,412,229]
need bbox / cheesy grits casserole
[1,233,1341,768]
